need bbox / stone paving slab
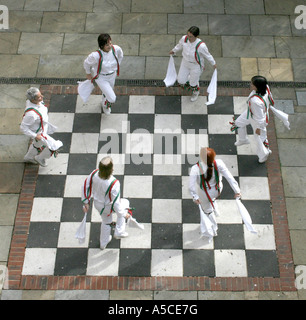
[222,36,276,58]
[292,59,306,82]
[208,15,251,36]
[18,33,64,55]
[286,198,306,230]
[275,113,306,138]
[0,85,32,109]
[122,14,167,34]
[281,167,306,198]
[278,139,306,167]
[0,163,24,193]
[275,37,306,59]
[0,33,20,54]
[24,0,60,12]
[264,0,302,15]
[0,0,25,10]
[0,226,13,261]
[85,13,122,33]
[37,55,85,78]
[60,0,94,12]
[41,12,86,33]
[139,35,176,57]
[0,55,39,78]
[184,0,224,14]
[120,56,146,79]
[110,290,153,300]
[0,135,29,162]
[224,0,265,14]
[168,14,208,35]
[250,16,292,36]
[131,0,182,13]
[290,230,306,265]
[4,11,43,33]
[93,0,130,13]
[0,194,19,225]
[297,91,306,105]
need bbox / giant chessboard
[9,85,295,291]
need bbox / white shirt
[81,171,126,217]
[189,159,240,201]
[172,35,216,68]
[247,90,270,130]
[83,45,123,76]
[20,100,49,139]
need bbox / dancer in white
[81,156,130,249]
[189,147,241,241]
[84,33,123,115]
[20,87,62,167]
[231,76,274,163]
[169,26,216,102]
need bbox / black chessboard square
[151,223,183,249]
[67,153,97,175]
[246,250,279,277]
[54,248,88,276]
[119,249,151,276]
[73,113,101,133]
[155,96,181,114]
[183,249,215,276]
[207,96,234,114]
[27,222,60,248]
[209,134,237,155]
[35,175,66,197]
[213,224,245,250]
[153,176,182,199]
[49,94,77,113]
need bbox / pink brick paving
[6,85,296,291]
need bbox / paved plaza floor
[0,0,306,300]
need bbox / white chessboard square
[215,249,248,277]
[129,95,155,114]
[151,249,183,277]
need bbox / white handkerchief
[206,69,217,105]
[235,198,257,234]
[270,105,290,130]
[77,80,95,103]
[163,55,177,87]
[75,212,87,244]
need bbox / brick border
[7,85,296,291]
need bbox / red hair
[200,147,216,181]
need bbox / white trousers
[24,140,52,161]
[95,73,117,104]
[235,110,269,160]
[177,59,202,87]
[94,201,126,247]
